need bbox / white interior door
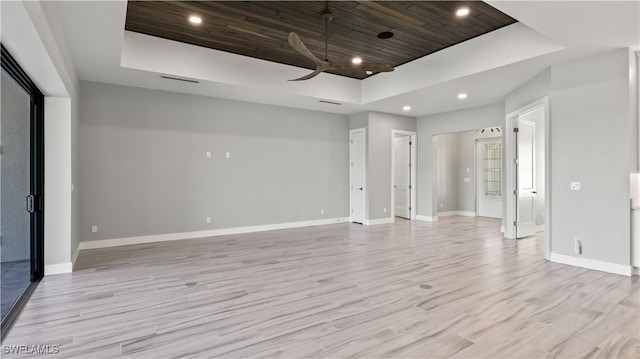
[394,136,411,219]
[516,119,536,238]
[350,129,366,224]
[477,138,503,218]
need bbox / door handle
[358,187,363,191]
[26,195,35,213]
[531,191,537,194]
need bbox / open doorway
[391,130,416,221]
[505,97,549,258]
[433,128,503,223]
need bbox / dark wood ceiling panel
[125,1,516,79]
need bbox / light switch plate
[570,182,581,191]
[463,177,471,183]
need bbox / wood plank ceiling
[125,1,516,80]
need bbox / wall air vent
[160,75,199,84]
[318,100,342,105]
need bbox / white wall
[506,48,636,273]
[78,82,349,242]
[1,1,80,274]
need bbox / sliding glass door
[0,45,44,337]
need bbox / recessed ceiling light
[365,70,373,75]
[352,57,362,65]
[458,93,468,99]
[456,8,470,17]
[189,16,202,24]
[403,106,411,111]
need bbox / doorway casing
[505,96,550,260]
[391,130,417,220]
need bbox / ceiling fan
[288,10,394,81]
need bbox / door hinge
[350,139,353,144]
[514,158,519,164]
[409,141,412,145]
[513,190,517,195]
[513,221,517,226]
[409,207,412,211]
[409,185,412,189]
[514,127,519,133]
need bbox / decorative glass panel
[484,143,501,197]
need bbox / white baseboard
[416,215,438,222]
[45,262,72,276]
[438,211,476,217]
[364,217,394,225]
[536,224,545,233]
[78,217,350,250]
[549,252,633,276]
[71,246,80,270]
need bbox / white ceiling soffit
[55,1,639,116]
[0,1,69,97]
[488,1,640,51]
[121,31,362,105]
[361,22,565,103]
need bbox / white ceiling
[53,0,640,117]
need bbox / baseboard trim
[364,217,394,225]
[78,217,350,250]
[71,246,80,270]
[549,252,632,276]
[536,224,545,233]
[45,262,72,276]
[438,211,476,217]
[416,215,438,222]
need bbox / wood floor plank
[2,216,639,358]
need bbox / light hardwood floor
[3,216,639,358]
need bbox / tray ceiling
[125,1,516,80]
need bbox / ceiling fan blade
[289,67,325,81]
[288,32,323,66]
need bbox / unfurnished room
[1,1,639,358]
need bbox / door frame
[349,128,367,223]
[0,45,45,338]
[505,97,550,260]
[391,130,417,220]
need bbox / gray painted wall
[549,49,633,264]
[506,48,634,265]
[79,81,349,241]
[367,112,416,220]
[434,133,459,212]
[1,70,31,262]
[417,103,505,218]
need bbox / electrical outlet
[91,225,98,233]
[320,209,324,214]
[383,208,387,213]
[206,151,211,158]
[574,238,582,255]
[440,203,444,208]
[206,217,211,224]
[570,182,581,191]
[225,152,230,159]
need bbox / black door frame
[0,44,45,339]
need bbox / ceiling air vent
[318,100,342,105]
[160,75,199,84]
